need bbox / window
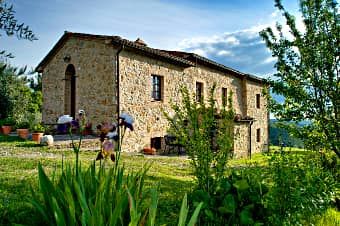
[222,87,228,106]
[151,75,162,100]
[256,128,261,142]
[196,82,203,102]
[256,94,261,108]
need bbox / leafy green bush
[190,169,268,225]
[32,123,46,133]
[0,117,15,126]
[16,121,30,129]
[266,150,338,225]
[166,85,234,194]
[166,85,271,225]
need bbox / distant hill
[269,119,304,148]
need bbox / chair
[164,135,184,155]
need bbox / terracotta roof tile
[35,31,265,83]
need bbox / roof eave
[36,32,194,72]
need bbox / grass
[0,134,338,225]
[0,134,194,225]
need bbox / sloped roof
[36,31,265,83]
[36,32,194,72]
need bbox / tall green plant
[166,85,270,225]
[31,111,203,225]
[266,150,338,225]
[166,84,234,193]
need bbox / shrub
[266,150,338,225]
[165,85,234,194]
[166,85,270,225]
[190,169,268,225]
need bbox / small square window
[196,82,203,102]
[222,88,228,106]
[151,75,163,100]
[256,128,261,142]
[256,94,261,108]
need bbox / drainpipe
[249,120,254,159]
[116,44,124,148]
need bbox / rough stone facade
[38,32,269,158]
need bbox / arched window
[64,64,76,118]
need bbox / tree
[0,0,37,58]
[0,63,32,121]
[260,0,339,157]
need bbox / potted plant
[16,121,30,139]
[143,147,156,155]
[31,124,46,143]
[83,122,93,136]
[1,118,15,135]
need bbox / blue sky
[2,0,300,77]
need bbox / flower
[57,115,73,124]
[97,123,116,142]
[119,113,134,131]
[107,131,119,141]
[97,140,115,162]
[103,141,114,154]
[78,109,85,116]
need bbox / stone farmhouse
[36,32,269,158]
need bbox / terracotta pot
[83,130,92,136]
[32,132,44,143]
[143,148,156,155]
[17,129,30,139]
[1,126,12,135]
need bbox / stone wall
[233,123,250,158]
[119,50,189,152]
[119,49,268,156]
[245,80,269,154]
[42,37,117,126]
[42,36,268,158]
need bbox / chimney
[134,38,147,47]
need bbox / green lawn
[0,134,338,225]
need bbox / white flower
[119,113,134,131]
[107,132,119,140]
[120,113,134,125]
[57,115,73,124]
[78,109,85,116]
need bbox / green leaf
[74,181,91,224]
[177,194,189,226]
[240,209,254,225]
[233,179,249,191]
[222,194,236,214]
[51,196,66,226]
[191,190,210,208]
[187,202,203,226]
[220,178,232,192]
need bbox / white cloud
[192,49,207,57]
[179,24,277,77]
[225,37,240,45]
[217,50,232,56]
[262,57,276,64]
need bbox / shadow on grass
[15,142,42,148]
[0,134,25,142]
[0,134,42,148]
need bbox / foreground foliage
[0,134,339,225]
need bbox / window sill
[151,99,163,102]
